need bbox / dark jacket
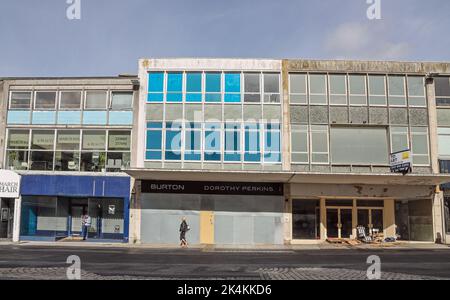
[180,220,188,232]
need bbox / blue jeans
[82,225,89,240]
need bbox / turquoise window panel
[206,73,221,92]
[32,111,56,125]
[245,130,260,152]
[264,131,281,152]
[165,130,182,160]
[82,111,107,125]
[224,94,241,102]
[184,152,201,161]
[57,111,82,125]
[148,72,164,92]
[244,153,261,162]
[167,73,183,92]
[264,152,281,163]
[147,93,164,102]
[205,94,221,102]
[187,73,202,92]
[7,111,31,124]
[186,93,202,102]
[147,122,163,129]
[146,131,162,150]
[225,73,241,93]
[109,111,133,125]
[205,153,221,161]
[225,130,240,152]
[224,153,241,161]
[166,92,182,102]
[146,151,162,160]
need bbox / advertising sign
[390,149,412,174]
[0,170,21,198]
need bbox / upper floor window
[60,91,82,110]
[407,76,426,107]
[411,127,430,165]
[388,76,406,106]
[289,73,307,104]
[10,92,32,109]
[85,91,108,109]
[186,72,202,102]
[35,91,57,110]
[435,77,450,106]
[166,72,183,102]
[111,91,133,110]
[438,127,450,158]
[148,72,164,102]
[368,75,387,106]
[329,74,347,105]
[244,73,261,103]
[348,75,367,105]
[309,74,327,105]
[224,73,241,103]
[205,72,222,102]
[263,73,280,103]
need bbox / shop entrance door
[0,199,15,239]
[70,205,87,236]
[357,208,383,236]
[326,208,352,239]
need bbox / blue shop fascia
[17,174,130,242]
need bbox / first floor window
[224,123,241,161]
[264,123,281,163]
[146,122,163,160]
[291,125,308,163]
[310,125,329,163]
[411,127,430,165]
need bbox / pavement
[0,241,449,280]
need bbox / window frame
[310,125,329,164]
[34,91,57,110]
[328,74,348,106]
[387,75,407,107]
[9,91,33,110]
[59,90,83,110]
[289,73,308,105]
[308,73,328,105]
[406,75,427,108]
[368,75,387,106]
[110,90,134,110]
[410,126,430,166]
[348,74,368,106]
[84,90,109,110]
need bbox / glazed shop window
[30,130,55,170]
[435,77,450,106]
[368,75,387,106]
[111,91,133,110]
[329,74,347,105]
[85,91,108,109]
[59,91,82,109]
[186,72,202,102]
[35,91,57,110]
[244,73,261,103]
[388,76,406,106]
[407,76,426,107]
[106,131,131,171]
[10,92,32,109]
[6,129,30,170]
[81,131,106,172]
[263,73,280,103]
[55,130,80,171]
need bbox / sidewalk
[1,240,449,251]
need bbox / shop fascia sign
[0,170,21,198]
[390,149,412,174]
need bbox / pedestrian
[81,211,92,241]
[179,217,190,247]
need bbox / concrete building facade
[1,58,450,246]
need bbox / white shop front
[0,170,21,241]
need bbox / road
[0,245,449,280]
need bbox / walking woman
[179,217,189,247]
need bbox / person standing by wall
[179,217,189,247]
[81,211,92,241]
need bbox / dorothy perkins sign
[0,170,21,198]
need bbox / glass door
[357,209,370,235]
[371,209,383,235]
[70,205,85,236]
[326,209,339,238]
[340,209,353,238]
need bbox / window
[35,91,56,110]
[244,123,260,162]
[390,127,409,153]
[166,72,183,102]
[438,128,450,158]
[292,200,320,240]
[309,74,327,105]
[224,122,241,161]
[435,77,450,106]
[148,72,164,102]
[289,73,307,104]
[82,131,106,150]
[264,123,281,163]
[445,197,450,235]
[204,123,221,161]
[30,130,55,170]
[310,125,328,163]
[146,122,163,160]
[224,73,241,103]
[349,75,367,105]
[244,73,261,103]
[291,125,308,163]
[81,131,106,172]
[407,76,426,107]
[55,130,80,171]
[186,72,202,102]
[107,131,131,171]
[56,130,80,150]
[205,72,221,102]
[85,91,107,109]
[185,123,201,161]
[111,92,133,109]
[330,127,388,165]
[6,129,30,170]
[368,75,387,105]
[388,76,406,106]
[411,127,429,165]
[329,74,347,105]
[263,73,280,103]
[165,122,182,160]
[10,92,32,109]
[59,91,82,109]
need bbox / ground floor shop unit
[126,169,450,245]
[14,174,131,242]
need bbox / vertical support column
[352,199,357,239]
[320,198,326,240]
[283,183,292,245]
[12,197,21,242]
[383,199,396,238]
[129,179,141,244]
[281,60,291,171]
[432,191,444,243]
[0,81,8,169]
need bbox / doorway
[326,208,352,239]
[0,199,15,239]
[357,208,384,236]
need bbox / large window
[10,92,32,109]
[390,127,409,153]
[388,76,406,106]
[244,73,261,103]
[111,92,133,109]
[85,91,107,109]
[224,122,241,161]
[309,74,327,105]
[81,131,106,172]
[329,74,347,105]
[411,127,430,165]
[55,130,80,171]
[263,123,281,163]
[349,75,367,105]
[205,72,222,102]
[330,127,388,165]
[186,72,202,102]
[107,131,131,171]
[291,125,308,163]
[148,72,164,102]
[263,73,280,103]
[146,122,163,160]
[445,197,450,235]
[407,76,426,107]
[35,92,57,110]
[292,200,320,240]
[368,75,387,106]
[165,122,182,160]
[438,127,450,158]
[30,130,55,170]
[6,129,29,170]
[224,73,241,103]
[289,73,307,104]
[166,72,183,102]
[204,123,221,161]
[435,77,450,106]
[59,91,82,110]
[310,125,329,163]
[185,123,201,161]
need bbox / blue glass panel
[244,153,261,162]
[225,73,240,93]
[147,93,164,102]
[245,131,260,152]
[186,122,201,129]
[264,152,281,162]
[264,130,280,152]
[225,130,240,151]
[147,122,163,129]
[146,151,162,160]
[7,111,31,124]
[206,73,221,92]
[185,130,201,150]
[205,94,221,102]
[244,123,259,130]
[186,93,202,102]
[165,151,181,161]
[205,123,221,130]
[32,111,56,125]
[83,111,107,125]
[165,130,182,151]
[225,153,241,161]
[166,92,182,102]
[148,72,164,92]
[205,130,221,151]
[166,121,183,130]
[186,73,202,92]
[57,111,81,125]
[205,153,221,161]
[109,111,133,125]
[146,131,162,150]
[264,123,281,130]
[167,73,183,92]
[184,152,201,161]
[224,94,241,103]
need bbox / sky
[1,0,450,77]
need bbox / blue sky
[1,0,449,77]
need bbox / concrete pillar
[281,60,291,171]
[320,198,326,240]
[129,180,141,244]
[283,183,292,244]
[0,80,7,169]
[12,197,21,242]
[383,199,396,238]
[352,199,357,239]
[432,191,445,243]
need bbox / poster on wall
[390,149,412,174]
